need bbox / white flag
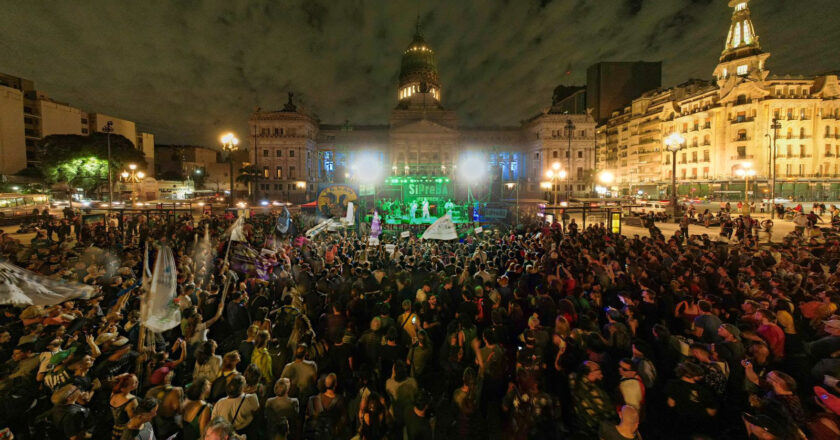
[421,212,458,240]
[225,216,247,242]
[344,202,355,224]
[474,227,484,234]
[400,231,410,238]
[143,245,180,333]
[0,262,97,306]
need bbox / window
[703,150,710,162]
[737,65,748,76]
[565,151,570,158]
[799,164,805,175]
[736,112,747,123]
[276,167,282,179]
[263,166,269,178]
[276,150,282,157]
[800,145,806,157]
[703,167,710,178]
[289,150,295,157]
[665,155,671,165]
[681,152,686,163]
[737,146,746,158]
[735,2,746,11]
[552,151,558,158]
[826,126,832,137]
[787,109,794,120]
[800,128,806,138]
[737,129,747,141]
[733,22,742,47]
[722,68,728,79]
[263,149,269,157]
[577,151,583,158]
[691,152,698,163]
[81,128,88,134]
[289,167,296,179]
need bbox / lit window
[722,68,728,78]
[737,65,748,76]
[743,21,752,44]
[732,22,741,47]
[735,2,746,11]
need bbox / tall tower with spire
[396,18,442,108]
[713,0,770,85]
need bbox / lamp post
[664,132,686,221]
[735,163,757,215]
[545,162,563,206]
[565,119,575,201]
[770,118,782,219]
[505,182,519,222]
[120,163,145,204]
[102,121,114,203]
[221,133,239,208]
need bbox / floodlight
[458,155,487,183]
[598,170,615,184]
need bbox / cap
[815,386,840,415]
[719,323,741,340]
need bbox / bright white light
[260,200,269,206]
[121,172,129,178]
[545,170,554,179]
[558,170,568,179]
[598,170,615,184]
[552,162,561,171]
[236,201,247,208]
[665,132,685,151]
[352,154,382,183]
[129,164,137,171]
[137,172,145,179]
[458,155,487,183]
[197,202,205,207]
[595,185,608,195]
[540,182,552,189]
[11,186,19,191]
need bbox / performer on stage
[421,198,431,222]
[444,199,455,215]
[410,200,418,222]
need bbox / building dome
[397,23,441,104]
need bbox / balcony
[703,123,712,129]
[730,154,755,160]
[799,154,813,158]
[734,136,749,142]
[825,153,835,157]
[731,117,755,124]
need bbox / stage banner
[317,184,358,218]
[421,213,458,241]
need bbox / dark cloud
[0,0,838,147]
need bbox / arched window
[732,22,742,47]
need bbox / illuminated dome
[397,21,441,104]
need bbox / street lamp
[735,163,757,214]
[770,118,782,219]
[102,121,114,204]
[597,171,615,197]
[221,132,239,208]
[664,132,686,221]
[565,119,575,201]
[120,163,145,204]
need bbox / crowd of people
[1,205,840,440]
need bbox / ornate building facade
[249,25,596,204]
[596,0,840,198]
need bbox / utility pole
[770,118,781,219]
[253,124,259,203]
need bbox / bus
[0,193,50,218]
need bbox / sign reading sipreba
[406,182,450,198]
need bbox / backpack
[209,372,232,403]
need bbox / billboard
[317,184,358,218]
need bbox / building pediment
[390,118,458,135]
[718,77,769,104]
[813,75,840,99]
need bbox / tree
[236,165,261,202]
[38,134,147,198]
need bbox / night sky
[1,0,838,147]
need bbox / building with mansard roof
[248,23,595,204]
[596,0,840,199]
